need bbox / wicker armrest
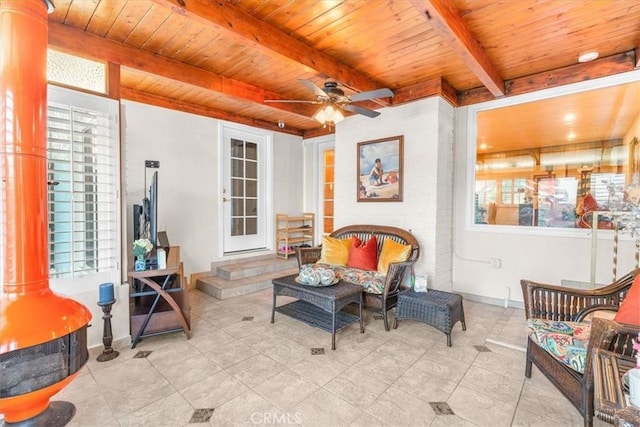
[295,247,322,268]
[521,268,640,322]
[384,260,415,296]
[586,317,640,382]
[574,304,619,322]
[589,317,640,356]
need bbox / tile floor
[50,288,611,426]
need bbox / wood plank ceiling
[47,0,640,140]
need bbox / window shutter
[47,103,117,278]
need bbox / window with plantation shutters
[47,92,118,279]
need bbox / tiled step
[196,268,298,299]
[216,257,297,280]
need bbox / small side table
[393,289,466,347]
[592,348,639,426]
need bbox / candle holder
[96,300,119,362]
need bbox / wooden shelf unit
[275,213,314,259]
[128,246,190,348]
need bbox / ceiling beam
[302,126,335,139]
[393,77,459,106]
[121,87,304,136]
[153,0,391,103]
[410,0,504,97]
[459,51,636,105]
[47,22,318,119]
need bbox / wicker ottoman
[393,289,466,346]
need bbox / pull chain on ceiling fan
[265,79,394,126]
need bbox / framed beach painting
[357,135,403,202]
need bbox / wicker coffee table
[271,274,364,350]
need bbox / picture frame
[357,135,403,202]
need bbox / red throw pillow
[614,275,640,326]
[347,235,378,271]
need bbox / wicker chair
[520,268,640,427]
[296,225,419,331]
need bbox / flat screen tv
[133,170,167,268]
[148,170,158,248]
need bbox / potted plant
[133,238,153,271]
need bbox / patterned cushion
[526,318,591,374]
[315,263,386,294]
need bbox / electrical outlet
[489,258,501,268]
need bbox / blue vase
[134,256,146,271]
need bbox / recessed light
[578,51,599,63]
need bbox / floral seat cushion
[314,263,386,294]
[526,318,591,374]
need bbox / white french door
[221,124,271,253]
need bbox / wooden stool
[393,289,466,346]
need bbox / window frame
[465,70,640,237]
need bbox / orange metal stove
[0,0,92,424]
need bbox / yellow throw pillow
[318,236,351,266]
[377,238,411,275]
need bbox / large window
[473,80,640,229]
[47,86,119,286]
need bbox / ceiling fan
[265,79,394,125]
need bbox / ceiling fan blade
[264,99,320,104]
[349,88,394,102]
[342,104,380,118]
[299,79,329,97]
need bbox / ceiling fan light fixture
[313,104,344,125]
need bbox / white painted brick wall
[333,97,454,288]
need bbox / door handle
[223,197,229,202]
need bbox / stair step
[197,268,299,299]
[216,257,297,280]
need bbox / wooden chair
[520,268,640,427]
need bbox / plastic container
[157,248,166,269]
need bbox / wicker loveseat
[520,268,640,427]
[296,225,420,331]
